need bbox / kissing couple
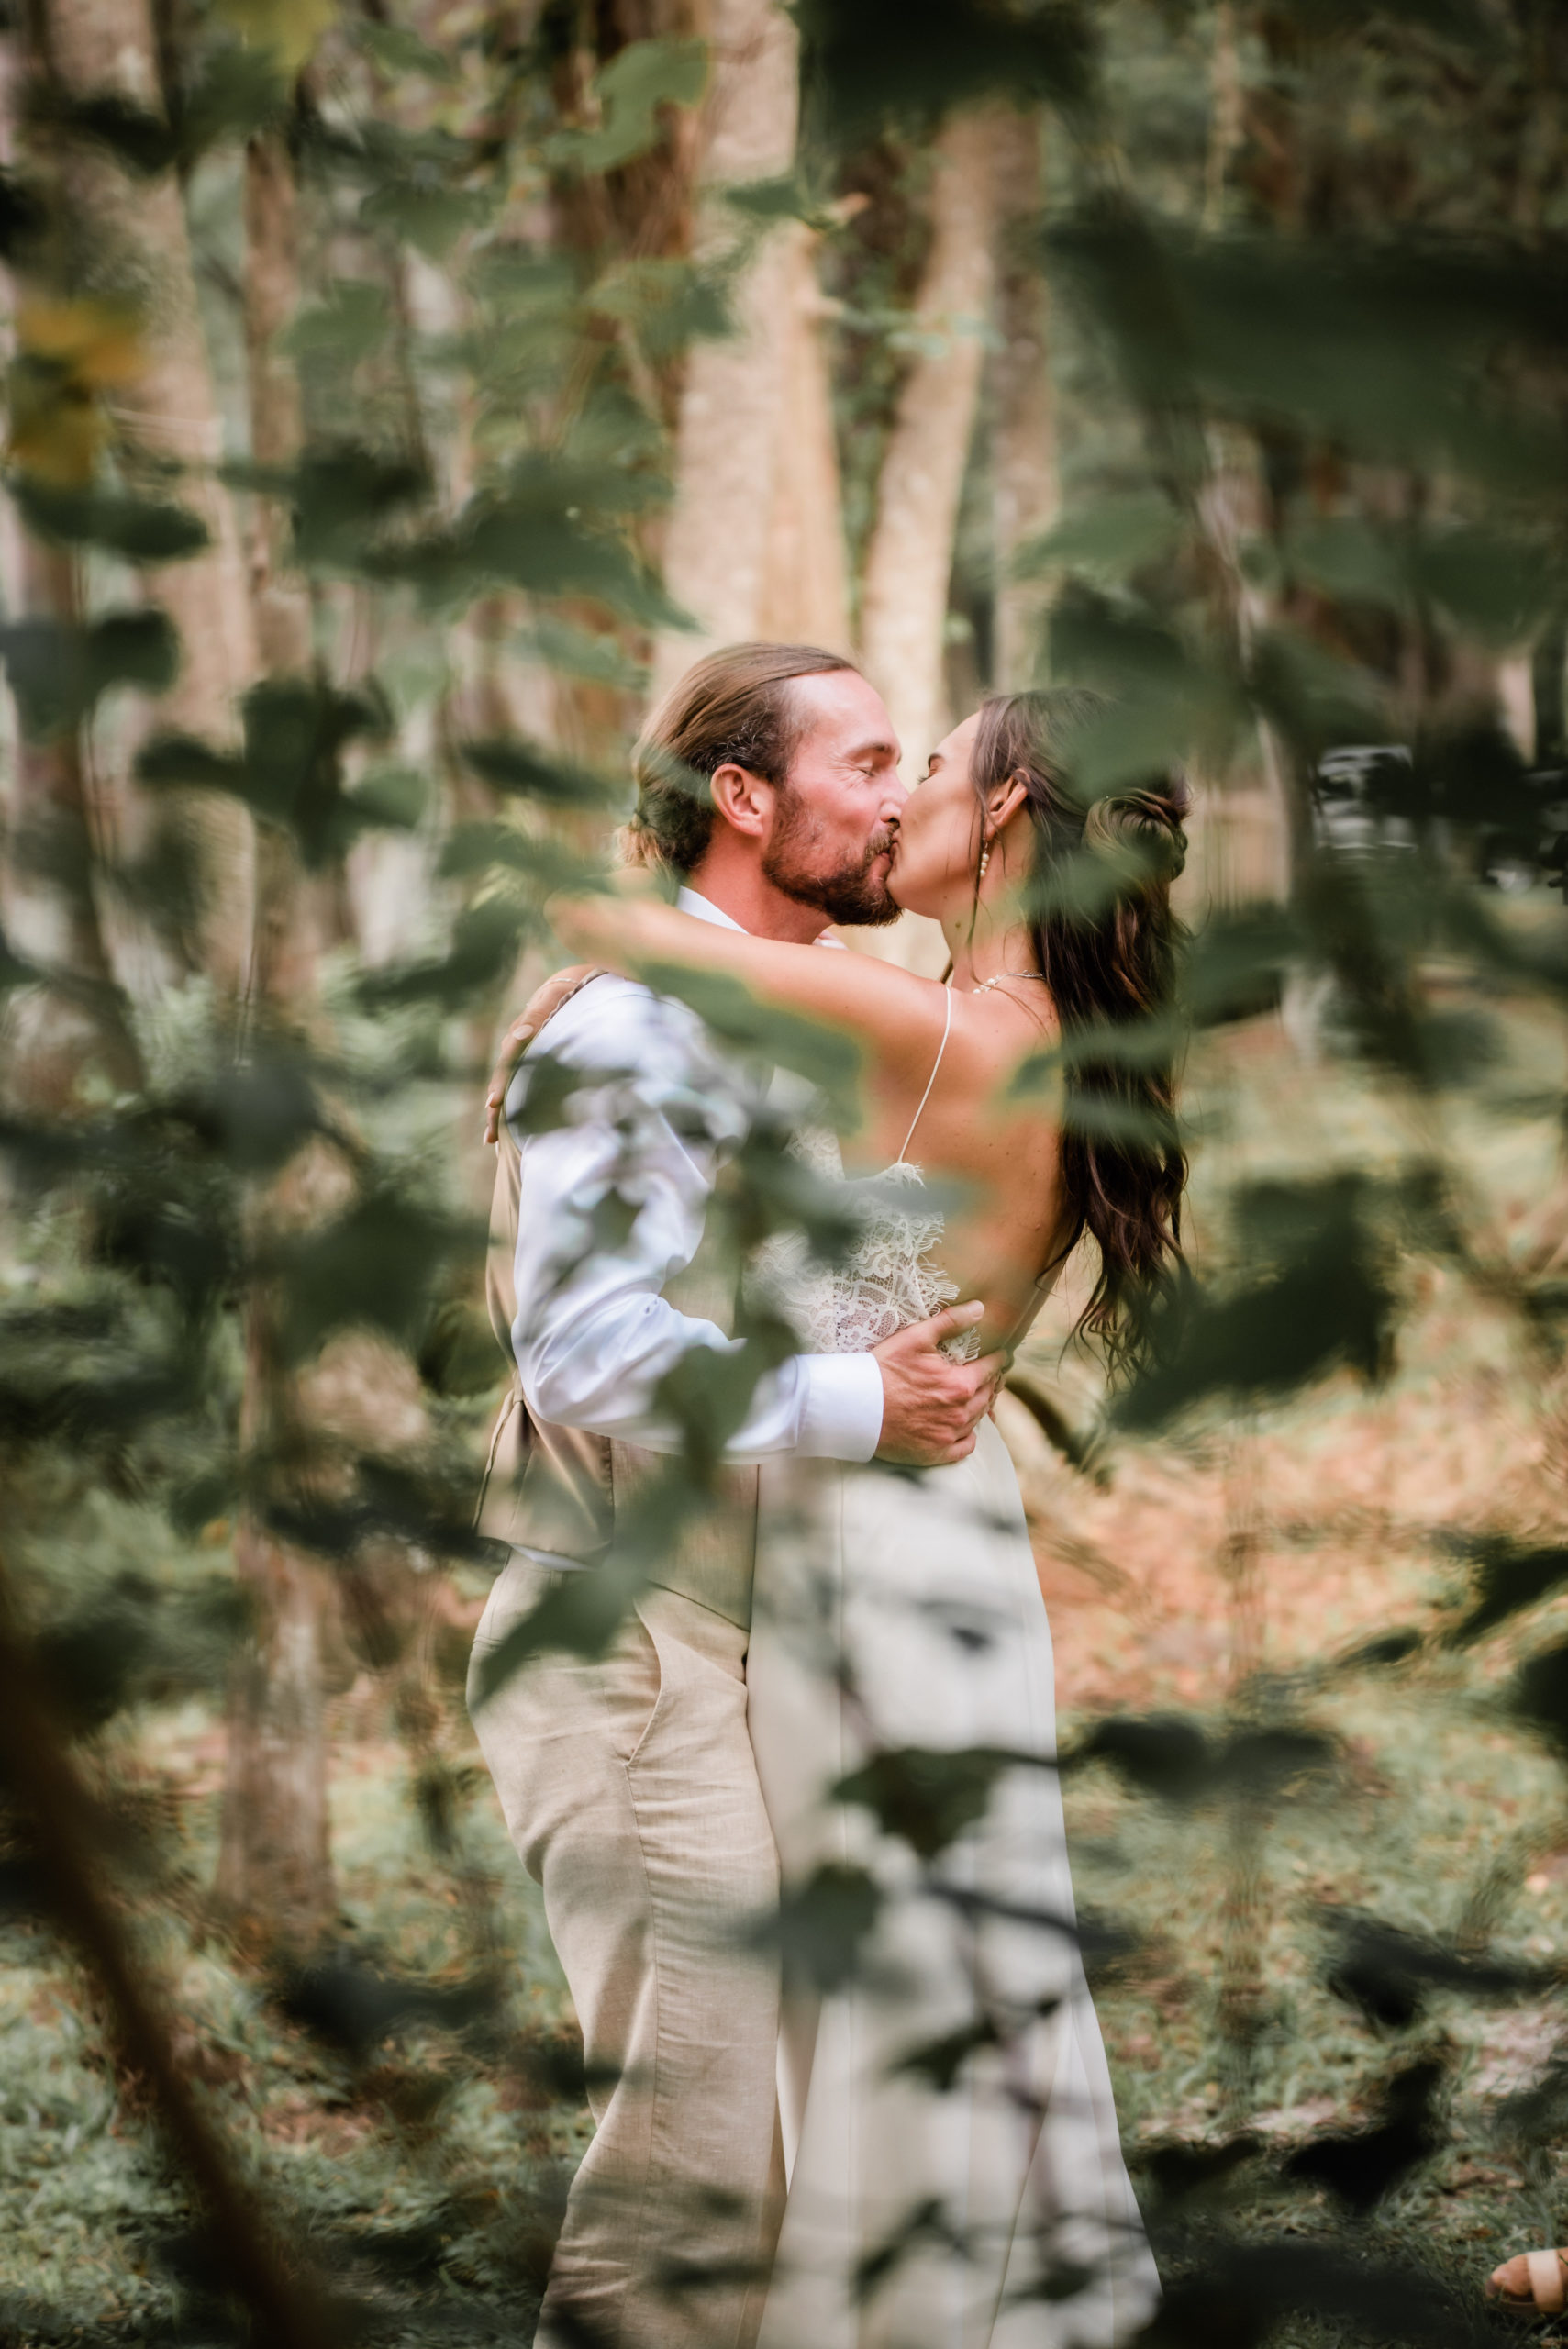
[468,642,1187,2349]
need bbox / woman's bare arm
[550,892,950,1098]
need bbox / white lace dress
[745,1004,1157,2349]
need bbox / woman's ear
[984,770,1030,834]
[710,761,774,841]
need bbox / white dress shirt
[506,888,885,1464]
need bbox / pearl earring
[977,837,992,883]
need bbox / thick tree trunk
[990,109,1058,693]
[242,134,312,683]
[857,108,997,973]
[650,0,801,697]
[39,0,259,991]
[217,125,338,1948]
[756,227,851,651]
[0,518,144,1106]
[0,43,141,1103]
[217,1523,335,1944]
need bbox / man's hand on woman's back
[873,1302,1005,1467]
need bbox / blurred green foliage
[7,0,1568,2342]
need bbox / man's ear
[710,761,777,841]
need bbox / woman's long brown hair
[971,688,1190,1378]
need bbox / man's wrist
[795,1353,884,1463]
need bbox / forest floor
[6,961,1568,2342]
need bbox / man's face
[761,671,906,926]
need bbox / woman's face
[887,711,984,921]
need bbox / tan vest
[475,983,760,1631]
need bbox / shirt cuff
[793,1353,884,1463]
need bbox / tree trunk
[242,133,312,682]
[756,227,851,651]
[217,1521,336,1946]
[990,108,1058,693]
[1189,424,1296,917]
[857,108,997,973]
[216,124,338,1948]
[0,41,142,1105]
[39,0,259,992]
[1204,0,1243,234]
[649,0,801,698]
[0,516,145,1107]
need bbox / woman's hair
[625,642,859,874]
[971,687,1190,1378]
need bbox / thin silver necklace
[970,971,1049,996]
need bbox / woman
[554,686,1186,2347]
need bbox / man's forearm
[518,1291,884,1464]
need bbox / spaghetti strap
[897,987,953,1163]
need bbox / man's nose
[879,765,908,818]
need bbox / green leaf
[25,87,176,175]
[1444,1537,1568,1648]
[354,17,460,82]
[137,679,395,867]
[275,1191,479,1361]
[1248,625,1385,762]
[1018,491,1184,582]
[1046,584,1245,783]
[460,737,628,812]
[1116,1176,1396,1431]
[174,41,289,161]
[356,896,526,1010]
[1409,525,1560,645]
[280,281,391,362]
[795,0,1096,143]
[0,923,40,995]
[834,1747,1045,1859]
[0,166,49,266]
[752,1862,882,1993]
[361,181,493,261]
[349,763,428,829]
[1050,216,1568,495]
[0,608,178,738]
[1284,517,1409,610]
[545,38,707,177]
[636,960,864,1129]
[724,172,840,230]
[378,465,683,627]
[288,444,431,569]
[586,256,731,357]
[439,824,606,894]
[11,476,210,563]
[1185,907,1301,1028]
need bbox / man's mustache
[864,823,899,863]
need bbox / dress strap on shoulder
[897,986,953,1163]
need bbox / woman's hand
[482,964,597,1145]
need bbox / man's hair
[625,642,860,874]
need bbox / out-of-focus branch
[0,1540,336,2349]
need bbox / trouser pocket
[597,1601,665,1768]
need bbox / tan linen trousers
[470,1557,784,2349]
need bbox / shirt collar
[675,882,847,950]
[676,885,747,933]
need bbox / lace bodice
[750,987,980,1359]
[750,1123,980,1360]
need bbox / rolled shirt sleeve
[507,977,884,1466]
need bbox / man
[469,643,1000,2349]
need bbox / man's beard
[762,797,901,927]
